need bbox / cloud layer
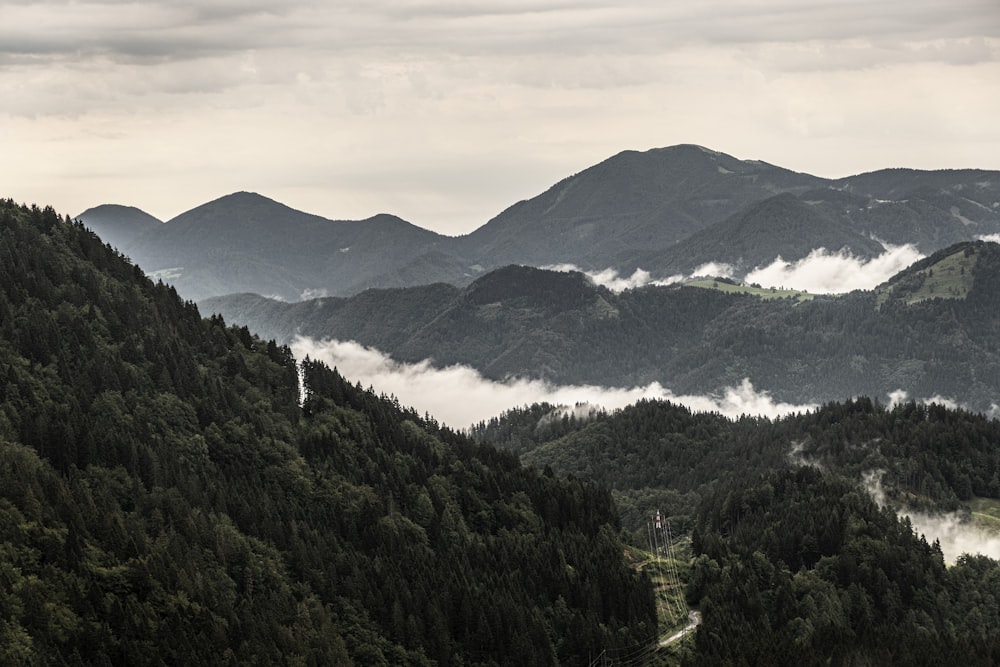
[292,336,815,429]
[547,244,923,294]
[4,1,999,233]
[744,245,925,293]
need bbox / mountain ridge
[77,145,1000,301]
[204,240,1000,415]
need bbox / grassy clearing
[876,247,977,306]
[685,279,814,302]
[968,497,1000,532]
[624,542,697,667]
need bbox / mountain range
[204,240,1000,415]
[78,145,1000,302]
[9,184,1000,663]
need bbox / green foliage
[686,468,1000,666]
[685,279,813,301]
[480,396,1000,535]
[875,244,977,306]
[0,199,656,665]
[477,396,1000,664]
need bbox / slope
[456,144,825,271]
[205,241,1000,414]
[78,148,1000,301]
[0,199,656,665]
[645,192,887,276]
[82,192,465,302]
[76,203,163,253]
[472,390,1000,663]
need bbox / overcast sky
[4,0,999,235]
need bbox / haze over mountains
[12,140,1000,663]
[205,241,1000,417]
[78,144,1000,302]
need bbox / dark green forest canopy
[0,200,656,665]
[473,397,1000,529]
[475,401,1000,664]
[687,468,1000,666]
[8,197,1000,665]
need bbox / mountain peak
[464,265,598,307]
[75,204,163,253]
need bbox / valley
[7,145,1000,664]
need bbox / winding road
[659,610,701,647]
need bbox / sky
[3,0,1000,235]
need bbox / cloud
[745,244,924,293]
[889,391,1000,420]
[544,264,658,291]
[863,470,1000,563]
[546,244,918,296]
[291,336,815,429]
[536,403,605,429]
[977,234,1000,243]
[5,0,1000,236]
[788,440,824,469]
[906,511,1000,564]
[544,262,732,292]
[5,1,996,64]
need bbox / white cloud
[546,244,921,296]
[544,262,732,293]
[291,336,815,429]
[887,389,983,415]
[864,470,1000,563]
[690,262,736,279]
[745,244,924,293]
[537,403,605,429]
[887,389,911,406]
[906,511,1000,564]
[4,1,1000,234]
[544,264,659,291]
[977,234,1000,243]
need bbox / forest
[0,200,655,665]
[5,197,1000,664]
[472,397,1000,664]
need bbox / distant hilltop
[77,145,1000,302]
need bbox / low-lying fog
[291,337,815,430]
[863,471,1000,564]
[295,335,1000,564]
[548,244,924,294]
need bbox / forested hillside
[474,398,1000,663]
[474,398,1000,529]
[689,468,1000,665]
[206,242,1000,414]
[0,199,656,665]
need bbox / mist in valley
[744,244,924,294]
[863,470,1000,564]
[291,336,816,430]
[547,243,924,294]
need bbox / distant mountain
[204,241,1000,414]
[80,192,463,302]
[453,144,825,270]
[76,203,162,251]
[646,192,887,276]
[78,147,1000,301]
